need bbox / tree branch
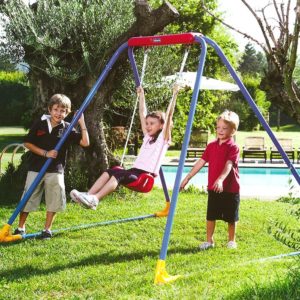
[241,0,274,55]
[289,0,300,72]
[200,0,268,52]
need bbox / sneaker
[40,229,53,239]
[199,241,215,251]
[13,228,26,235]
[227,241,237,249]
[70,189,87,203]
[76,193,99,210]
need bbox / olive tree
[0,0,179,182]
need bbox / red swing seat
[112,166,155,193]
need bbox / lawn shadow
[0,246,199,282]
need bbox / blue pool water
[159,166,300,199]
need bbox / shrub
[0,71,33,126]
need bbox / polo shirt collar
[217,137,235,146]
[41,114,65,133]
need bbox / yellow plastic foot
[155,202,170,218]
[0,224,22,243]
[154,259,181,284]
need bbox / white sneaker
[76,193,99,210]
[199,242,215,251]
[70,189,87,203]
[227,241,237,249]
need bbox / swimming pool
[158,165,300,200]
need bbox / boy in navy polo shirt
[14,94,89,239]
[180,110,240,250]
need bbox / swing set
[1,32,300,285]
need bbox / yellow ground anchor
[154,202,170,217]
[154,259,181,284]
[0,224,22,243]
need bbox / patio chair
[270,138,295,163]
[186,129,208,159]
[242,136,267,163]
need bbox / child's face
[216,119,235,142]
[145,116,163,136]
[48,104,68,125]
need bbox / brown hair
[48,94,71,114]
[146,111,165,143]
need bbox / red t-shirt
[201,138,240,193]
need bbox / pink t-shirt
[133,132,170,176]
[201,138,240,193]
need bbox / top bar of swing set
[0,32,202,243]
[128,32,202,47]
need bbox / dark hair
[146,111,165,144]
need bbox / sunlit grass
[0,189,299,299]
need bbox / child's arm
[163,84,180,141]
[77,113,90,147]
[24,142,58,159]
[137,86,147,136]
[180,158,206,190]
[212,160,233,193]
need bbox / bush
[0,71,33,126]
[0,152,30,205]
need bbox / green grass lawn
[0,189,299,299]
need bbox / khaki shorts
[22,171,66,213]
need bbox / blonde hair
[48,94,71,114]
[218,110,239,131]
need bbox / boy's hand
[180,177,189,191]
[46,150,58,159]
[74,111,85,126]
[213,179,223,193]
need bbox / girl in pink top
[71,84,180,210]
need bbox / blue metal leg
[158,36,207,261]
[159,167,170,202]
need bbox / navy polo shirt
[202,138,240,193]
[24,118,82,173]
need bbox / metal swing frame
[1,33,300,285]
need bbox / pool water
[159,166,300,200]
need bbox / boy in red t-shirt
[180,110,240,250]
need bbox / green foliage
[108,0,239,144]
[274,191,300,251]
[0,152,30,205]
[217,75,270,130]
[64,163,89,195]
[0,71,33,126]
[294,58,300,86]
[1,0,135,82]
[238,43,266,76]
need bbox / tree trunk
[260,57,300,125]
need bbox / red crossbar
[128,32,202,47]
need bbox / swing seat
[112,166,155,193]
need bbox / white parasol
[163,71,240,91]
